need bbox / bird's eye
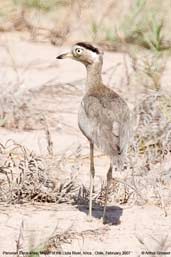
[75,48,83,55]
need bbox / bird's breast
[78,101,95,142]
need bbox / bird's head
[56,42,103,66]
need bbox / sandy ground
[0,35,171,256]
[1,203,171,256]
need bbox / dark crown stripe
[76,42,100,54]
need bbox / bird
[56,42,130,223]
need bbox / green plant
[119,0,166,51]
[104,27,116,42]
[12,0,58,11]
[120,0,147,40]
[90,20,99,40]
[144,15,164,51]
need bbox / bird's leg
[89,142,95,219]
[103,161,113,224]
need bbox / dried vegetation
[0,140,81,204]
[0,0,171,253]
[0,37,171,214]
[0,0,171,51]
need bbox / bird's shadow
[77,204,123,225]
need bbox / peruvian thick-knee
[57,42,130,223]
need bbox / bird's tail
[112,111,131,170]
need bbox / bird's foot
[87,215,93,222]
[101,215,107,225]
[101,216,110,225]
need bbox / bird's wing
[83,94,123,127]
[82,94,130,155]
[82,95,121,152]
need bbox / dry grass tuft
[125,93,171,209]
[0,140,80,204]
[44,226,109,252]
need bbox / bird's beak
[56,52,73,59]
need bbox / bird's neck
[86,62,103,92]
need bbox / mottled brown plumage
[57,42,130,223]
[79,86,129,157]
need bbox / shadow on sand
[77,204,123,225]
